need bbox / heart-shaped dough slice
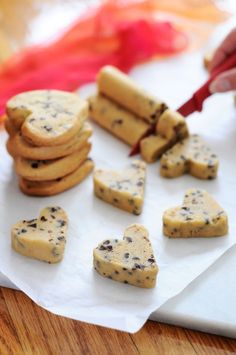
[6,90,88,146]
[163,189,228,238]
[160,135,219,179]
[11,206,68,263]
[93,224,158,288]
[94,160,146,215]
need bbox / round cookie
[15,143,91,181]
[7,122,92,160]
[6,90,88,146]
[19,159,94,196]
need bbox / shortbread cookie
[7,122,92,160]
[11,206,68,263]
[97,66,167,124]
[163,189,228,238]
[160,135,219,179]
[93,224,158,288]
[6,90,88,146]
[15,143,91,181]
[89,94,150,146]
[4,116,18,137]
[94,160,146,215]
[19,159,94,196]
[156,109,189,142]
[140,135,170,163]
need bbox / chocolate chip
[124,280,128,284]
[124,253,129,259]
[57,236,65,241]
[124,237,133,243]
[57,219,66,227]
[20,229,27,233]
[40,216,47,222]
[31,162,39,169]
[28,223,37,228]
[103,240,110,245]
[148,258,155,263]
[43,125,52,132]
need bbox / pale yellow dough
[94,160,146,215]
[160,134,219,179]
[89,94,150,146]
[97,66,167,124]
[163,188,228,238]
[93,224,158,288]
[140,135,170,163]
[11,206,68,263]
[140,109,189,163]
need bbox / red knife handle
[192,52,236,111]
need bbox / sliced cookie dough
[93,224,158,288]
[89,94,150,146]
[140,109,189,163]
[140,135,170,163]
[94,160,146,215]
[19,158,94,196]
[11,206,68,263]
[97,66,167,124]
[7,121,92,160]
[6,90,88,146]
[163,188,228,238]
[160,134,219,179]
[15,143,91,181]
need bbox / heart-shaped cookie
[7,121,92,160]
[6,90,88,146]
[93,224,158,288]
[160,134,219,179]
[11,206,68,263]
[19,159,94,196]
[163,188,228,238]
[93,160,146,215]
[15,143,91,181]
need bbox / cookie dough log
[97,66,167,124]
[19,159,94,196]
[89,94,150,146]
[7,90,88,146]
[94,160,146,215]
[93,224,158,288]
[7,121,93,160]
[15,143,91,181]
[160,135,219,179]
[140,135,170,163]
[11,206,68,263]
[163,188,228,238]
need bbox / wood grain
[1,287,236,355]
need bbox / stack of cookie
[89,65,189,163]
[5,90,94,196]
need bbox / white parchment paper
[0,48,236,332]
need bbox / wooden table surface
[0,0,236,353]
